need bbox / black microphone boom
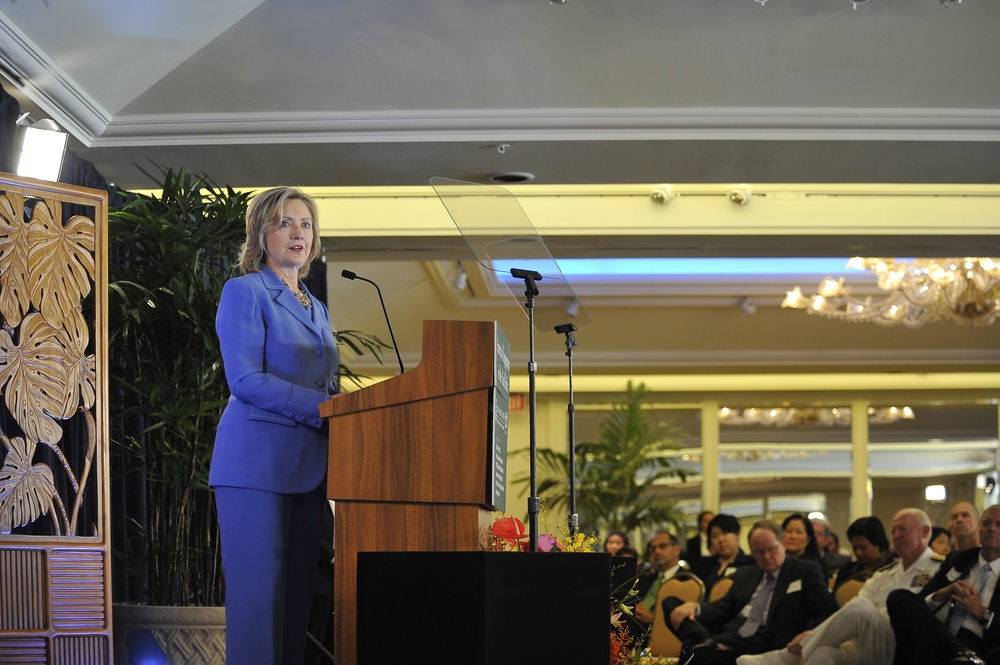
[340,269,405,375]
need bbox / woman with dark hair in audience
[690,513,752,590]
[782,512,823,563]
[832,515,894,590]
[930,525,952,557]
[603,531,630,556]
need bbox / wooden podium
[320,319,511,665]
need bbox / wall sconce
[925,484,947,503]
[16,116,68,182]
[452,264,468,291]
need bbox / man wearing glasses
[887,503,1000,665]
[737,508,942,665]
[664,519,837,665]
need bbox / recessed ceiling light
[489,172,535,184]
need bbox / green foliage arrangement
[518,381,687,538]
[108,166,385,606]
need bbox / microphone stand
[510,268,542,552]
[340,269,405,375]
[555,323,578,536]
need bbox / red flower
[490,516,529,550]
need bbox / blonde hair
[238,187,321,277]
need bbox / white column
[850,399,872,521]
[701,400,721,513]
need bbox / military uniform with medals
[788,548,943,665]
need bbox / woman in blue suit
[210,186,339,665]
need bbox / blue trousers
[215,485,325,665]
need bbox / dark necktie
[739,573,775,638]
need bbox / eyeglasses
[751,544,782,558]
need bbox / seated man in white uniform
[737,508,942,665]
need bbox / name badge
[788,579,802,593]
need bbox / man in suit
[636,531,686,626]
[736,507,943,665]
[887,503,1000,665]
[664,519,838,665]
[951,501,982,552]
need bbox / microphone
[340,269,405,375]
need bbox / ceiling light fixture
[565,298,581,318]
[488,172,535,184]
[782,257,1000,328]
[849,0,871,8]
[719,405,914,428]
[650,184,674,204]
[728,185,751,206]
[940,0,961,6]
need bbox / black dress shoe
[679,640,719,665]
[950,649,986,665]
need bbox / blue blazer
[209,266,339,494]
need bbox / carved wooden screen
[0,173,111,664]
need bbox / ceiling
[1,0,999,496]
[0,0,998,189]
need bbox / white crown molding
[85,107,1000,148]
[0,14,110,138]
[346,347,1000,374]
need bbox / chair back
[834,572,872,608]
[708,575,734,602]
[647,571,705,658]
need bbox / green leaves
[515,381,687,537]
[108,165,247,606]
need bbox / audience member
[827,532,842,555]
[687,510,717,563]
[932,526,954,557]
[783,513,823,564]
[813,517,851,579]
[618,546,638,558]
[737,507,942,665]
[634,531,686,628]
[887,503,1000,665]
[604,530,630,556]
[691,513,753,591]
[663,519,837,665]
[833,516,893,590]
[951,501,982,551]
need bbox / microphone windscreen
[341,269,356,280]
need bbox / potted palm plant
[522,381,688,538]
[107,166,384,664]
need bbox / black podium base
[357,551,611,665]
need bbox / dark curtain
[0,83,21,173]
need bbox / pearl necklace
[276,273,312,309]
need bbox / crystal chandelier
[719,405,914,428]
[782,257,1000,328]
